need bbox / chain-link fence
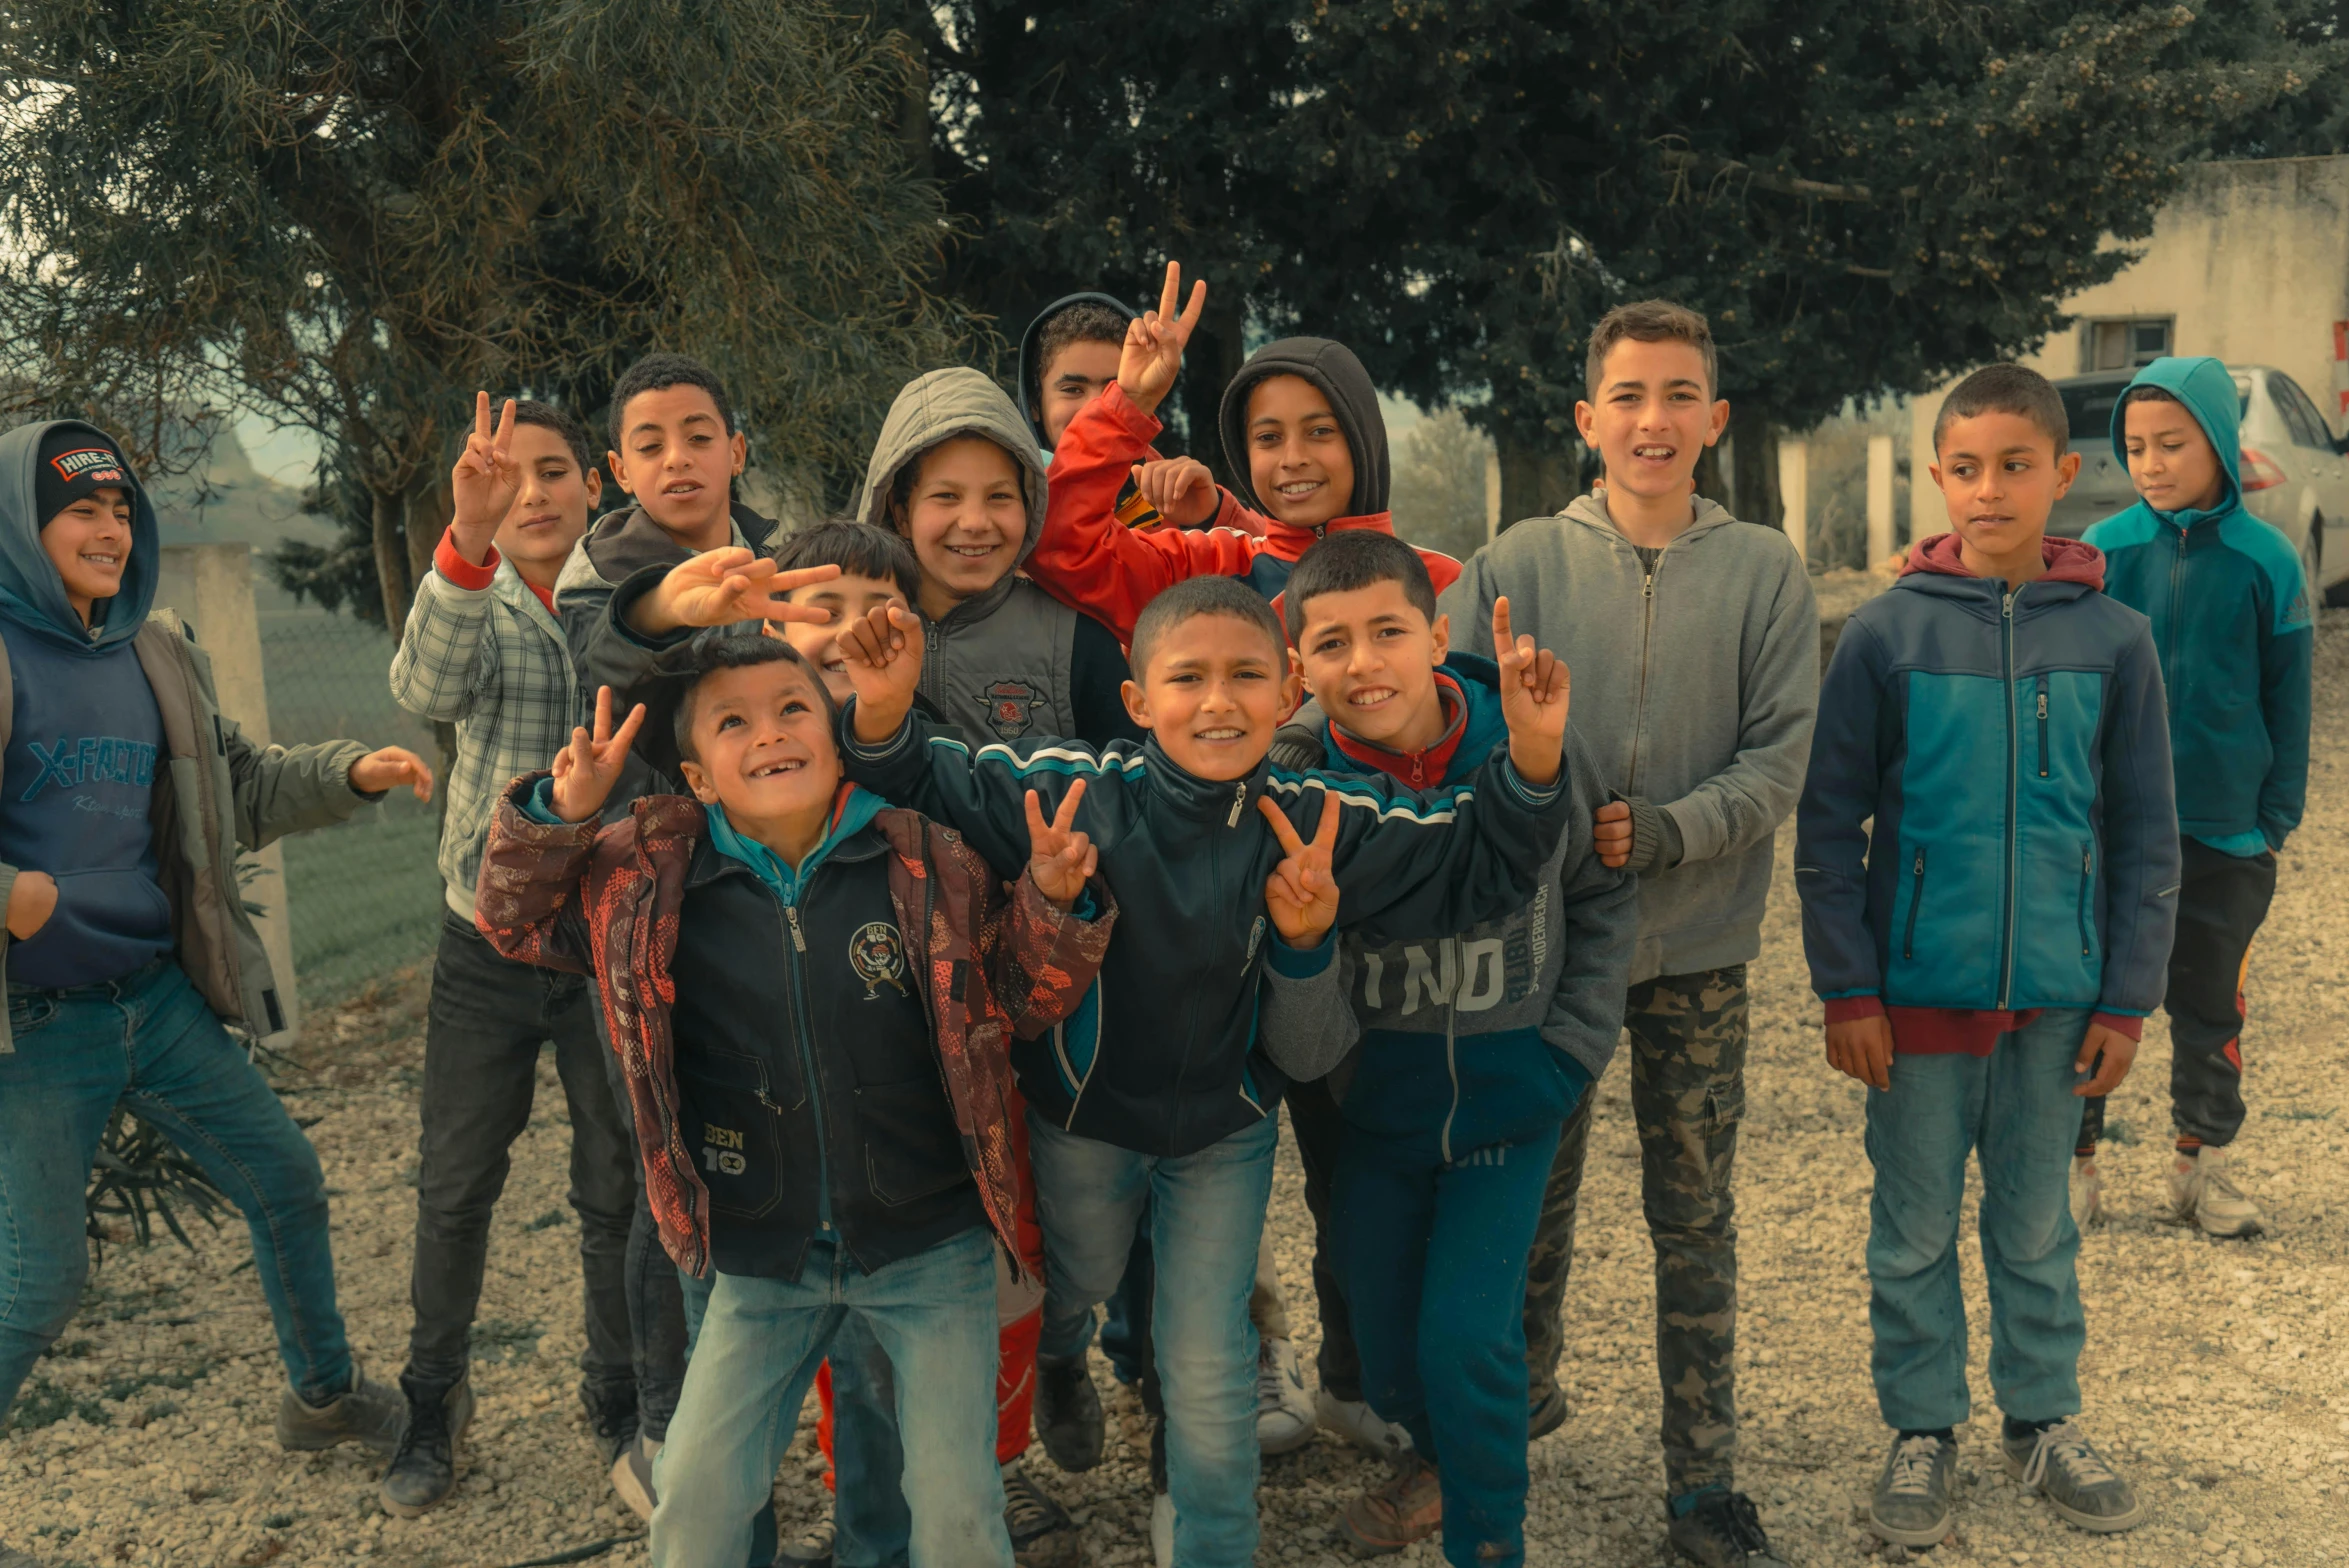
[256,588,444,1011]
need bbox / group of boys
[0,251,2307,1568]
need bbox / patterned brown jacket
[475,773,1114,1279]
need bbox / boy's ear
[728,429,747,477]
[1120,678,1151,731]
[2053,449,2082,499]
[1705,398,1731,447]
[1280,648,1304,722]
[1429,612,1449,666]
[583,465,604,508]
[607,448,632,497]
[679,757,718,805]
[1573,400,1598,447]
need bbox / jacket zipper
[1439,939,1461,1164]
[1902,848,1926,961]
[1624,553,1662,792]
[2035,678,2049,779]
[1998,591,2019,1010]
[1228,780,1246,828]
[2163,526,2186,713]
[2077,846,2094,957]
[779,897,832,1231]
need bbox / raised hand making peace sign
[449,391,522,566]
[1119,260,1209,419]
[1492,595,1570,788]
[548,685,649,824]
[633,547,844,637]
[1024,780,1099,911]
[1258,789,1343,948]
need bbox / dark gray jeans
[405,913,635,1388]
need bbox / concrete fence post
[154,544,301,1047]
[1777,438,1810,561]
[1867,434,1897,564]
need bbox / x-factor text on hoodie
[836,699,1572,1160]
[1266,655,1639,1162]
[2082,354,2313,857]
[1794,534,2180,1048]
[1022,338,1460,645]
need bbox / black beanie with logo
[35,428,134,529]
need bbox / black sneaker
[1033,1351,1105,1472]
[1004,1461,1088,1566]
[578,1376,639,1472]
[1667,1488,1790,1568]
[776,1509,835,1567]
[378,1370,475,1519]
[1527,1384,1568,1442]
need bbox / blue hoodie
[2083,356,2313,855]
[0,420,174,988]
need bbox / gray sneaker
[275,1358,406,1456]
[2002,1419,2144,1533]
[1868,1432,1957,1547]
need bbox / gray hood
[0,419,159,654]
[855,368,1049,569]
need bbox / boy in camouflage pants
[1440,300,1817,1568]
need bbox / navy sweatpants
[1332,1123,1561,1568]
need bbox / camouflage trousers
[1523,965,1748,1495]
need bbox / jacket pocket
[672,1047,786,1220]
[857,1081,973,1206]
[2076,845,2095,959]
[4,992,57,1040]
[1902,847,1927,962]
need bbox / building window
[2085,318,2173,372]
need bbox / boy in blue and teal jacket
[2080,355,2312,1237]
[1796,365,2176,1548]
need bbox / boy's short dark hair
[1033,300,1130,409]
[2121,385,2184,412]
[1585,299,1717,400]
[510,398,594,474]
[1933,364,2069,458]
[608,353,736,450]
[1130,575,1288,677]
[1282,531,1436,642]
[666,632,834,764]
[775,519,922,602]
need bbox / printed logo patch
[985,679,1039,741]
[700,1122,747,1177]
[849,920,909,999]
[48,448,127,487]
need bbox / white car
[2052,365,2349,602]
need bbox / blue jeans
[1864,1009,2090,1432]
[651,1229,1009,1568]
[1029,1111,1276,1568]
[0,960,352,1413]
[1334,1127,1560,1568]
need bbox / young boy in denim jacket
[1797,364,2177,1548]
[2079,356,2312,1238]
[0,421,432,1534]
[477,642,1117,1568]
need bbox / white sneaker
[1256,1336,1315,1454]
[1150,1490,1174,1568]
[2186,1145,2264,1237]
[2069,1155,2104,1230]
[1315,1387,1411,1462]
[610,1432,660,1522]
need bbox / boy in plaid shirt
[383,395,644,1516]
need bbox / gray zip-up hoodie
[1439,494,1818,983]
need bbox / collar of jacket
[1902,530,2106,590]
[1326,666,1473,788]
[1890,545,2099,617]
[929,570,1022,630]
[689,783,887,893]
[583,497,780,585]
[1561,490,1740,550]
[1140,733,1269,825]
[1260,510,1396,564]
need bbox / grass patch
[2269,1105,2334,1121]
[2101,1119,2137,1147]
[523,1209,569,1232]
[472,1318,544,1364]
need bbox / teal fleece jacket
[2083,356,2313,855]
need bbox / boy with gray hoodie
[1437,300,1816,1568]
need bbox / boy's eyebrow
[628,409,721,439]
[1605,376,1704,394]
[1250,405,1336,430]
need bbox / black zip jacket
[838,707,1570,1157]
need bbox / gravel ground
[9,610,2349,1568]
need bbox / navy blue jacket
[2083,355,2313,855]
[1795,537,2179,1022]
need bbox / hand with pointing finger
[1259,791,1343,948]
[1024,780,1098,911]
[548,685,648,823]
[1492,595,1569,787]
[1119,260,1208,418]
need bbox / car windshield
[2064,376,2252,444]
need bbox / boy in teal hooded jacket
[2081,355,2313,1238]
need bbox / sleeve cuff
[609,564,697,651]
[1266,929,1338,979]
[522,776,568,826]
[1098,380,1165,446]
[840,698,918,761]
[434,528,500,591]
[2090,1011,2144,1042]
[1502,753,1565,807]
[1822,994,1887,1025]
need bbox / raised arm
[473,689,651,974]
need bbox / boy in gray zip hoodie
[1438,300,1816,1568]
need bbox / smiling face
[1122,611,1299,781]
[2122,396,2226,515]
[1038,339,1122,451]
[677,659,843,846]
[776,571,914,702]
[496,422,600,587]
[1574,338,1728,511]
[894,435,1027,621]
[1294,579,1450,753]
[1930,411,2080,582]
[41,487,134,625]
[608,383,746,551]
[1245,375,1356,530]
